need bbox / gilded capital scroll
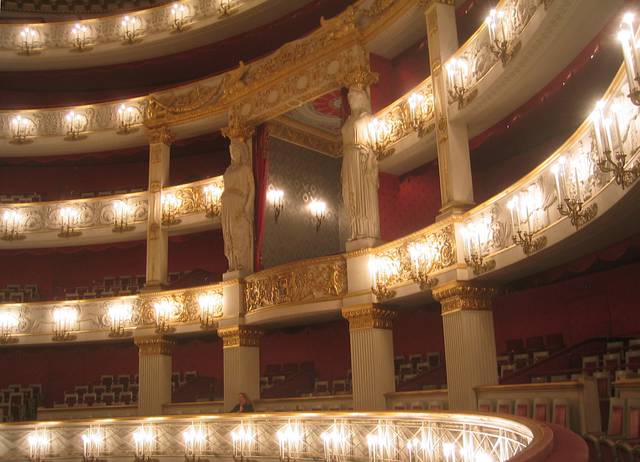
[342,304,397,330]
[432,281,499,315]
[218,326,263,348]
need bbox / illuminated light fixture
[320,423,351,462]
[9,115,36,144]
[551,154,598,229]
[217,0,236,18]
[133,425,155,462]
[407,241,439,290]
[170,2,191,31]
[58,206,82,238]
[276,422,304,462]
[64,110,89,141]
[405,429,435,462]
[162,192,182,226]
[405,92,433,137]
[591,99,640,188]
[446,57,475,109]
[618,12,640,105]
[363,116,395,160]
[117,104,141,134]
[52,306,78,342]
[203,183,223,218]
[366,425,395,462]
[18,27,41,55]
[153,300,176,334]
[107,302,133,337]
[369,255,399,300]
[461,216,496,275]
[308,199,326,232]
[266,186,285,222]
[112,200,135,233]
[70,23,92,51]
[506,184,547,255]
[231,423,256,461]
[485,8,520,65]
[27,428,50,462]
[0,311,20,344]
[81,426,105,462]
[197,292,222,329]
[183,423,207,462]
[120,15,143,44]
[2,209,26,241]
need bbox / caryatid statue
[221,116,255,274]
[340,68,381,244]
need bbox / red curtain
[253,125,269,271]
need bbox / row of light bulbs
[0,291,223,344]
[15,0,237,55]
[266,186,328,232]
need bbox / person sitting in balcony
[230,392,254,413]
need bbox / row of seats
[0,384,42,422]
[171,371,199,391]
[0,193,41,204]
[394,352,441,384]
[584,435,640,462]
[0,284,39,303]
[60,272,188,300]
[478,397,571,428]
[497,334,565,378]
[58,374,138,408]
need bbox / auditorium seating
[394,352,441,387]
[0,193,41,204]
[584,435,640,462]
[56,374,139,408]
[0,384,41,422]
[0,284,39,303]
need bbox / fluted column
[423,0,475,219]
[218,325,262,411]
[145,127,174,289]
[432,282,498,411]
[342,304,396,410]
[135,334,174,416]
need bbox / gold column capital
[419,0,455,10]
[432,281,499,315]
[135,335,174,356]
[147,126,175,145]
[342,303,397,330]
[221,113,254,141]
[218,325,263,348]
[338,66,379,90]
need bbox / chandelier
[170,2,191,31]
[369,255,399,300]
[52,306,78,341]
[18,27,40,55]
[27,428,50,462]
[9,115,36,144]
[461,216,496,275]
[153,300,176,334]
[0,311,20,344]
[446,57,475,109]
[133,425,155,462]
[162,192,182,226]
[320,423,351,462]
[506,184,548,255]
[121,15,143,44]
[485,8,520,65]
[183,423,207,462]
[407,241,439,290]
[81,427,105,462]
[405,92,433,137]
[231,423,256,461]
[550,153,598,229]
[361,117,395,160]
[276,422,304,462]
[2,209,26,241]
[58,206,82,238]
[64,110,88,141]
[198,292,223,329]
[266,187,285,222]
[112,200,135,233]
[203,184,223,218]
[618,12,640,105]
[70,23,92,51]
[107,302,133,337]
[117,104,141,134]
[308,199,327,232]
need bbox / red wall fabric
[168,229,227,280]
[393,307,444,358]
[378,161,441,242]
[172,335,223,380]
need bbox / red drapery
[253,125,269,272]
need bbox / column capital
[222,114,254,141]
[338,66,379,90]
[342,303,396,330]
[134,335,174,356]
[432,282,499,315]
[147,126,175,145]
[218,325,263,348]
[419,0,454,10]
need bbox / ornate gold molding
[221,113,254,141]
[341,304,397,330]
[218,326,263,348]
[338,66,379,90]
[267,117,341,157]
[135,335,174,356]
[147,126,175,145]
[432,282,499,315]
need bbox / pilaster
[134,334,174,416]
[432,281,499,411]
[342,304,396,410]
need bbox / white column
[433,282,498,411]
[424,0,475,219]
[218,325,262,411]
[134,334,174,416]
[145,127,173,289]
[342,304,396,410]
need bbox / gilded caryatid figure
[221,116,255,274]
[340,68,381,244]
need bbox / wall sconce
[198,292,222,329]
[183,423,207,462]
[407,241,439,290]
[369,255,399,300]
[203,184,223,218]
[27,428,50,462]
[162,192,182,226]
[485,8,520,65]
[405,92,433,137]
[112,200,135,233]
[446,57,475,109]
[82,426,105,462]
[107,302,132,337]
[276,422,304,462]
[551,154,598,229]
[153,300,176,334]
[18,27,41,55]
[120,15,143,44]
[320,423,350,462]
[9,115,36,144]
[70,23,92,51]
[506,184,548,255]
[231,423,255,461]
[217,0,236,17]
[117,104,141,134]
[58,206,82,238]
[52,306,78,341]
[266,187,285,222]
[363,117,395,160]
[591,99,640,188]
[619,12,640,105]
[170,2,191,31]
[133,425,155,462]
[64,110,89,141]
[308,199,326,232]
[0,311,20,344]
[2,209,26,241]
[461,217,496,275]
